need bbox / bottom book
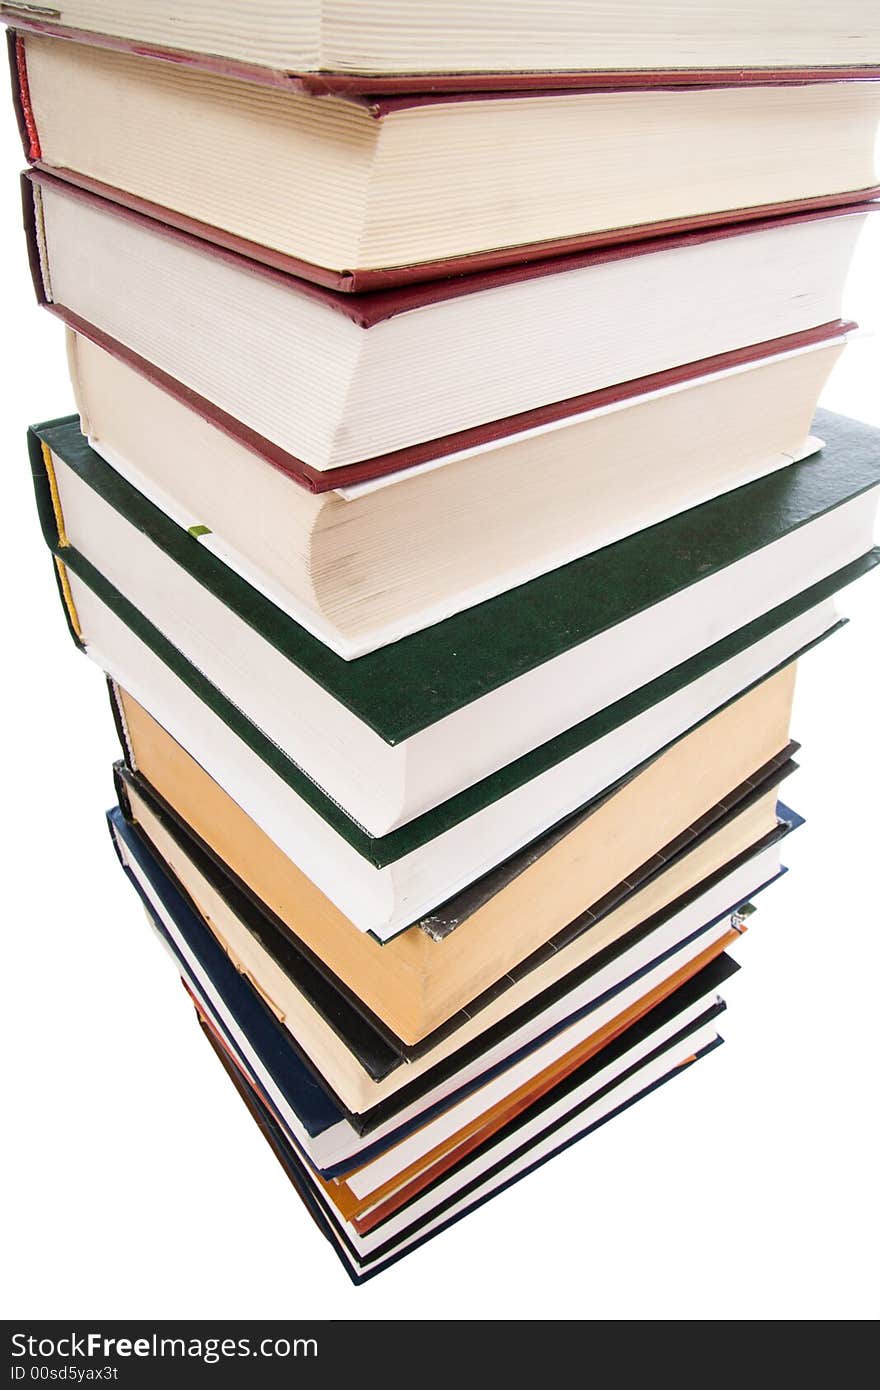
[193,977,725,1283]
[109,802,750,1281]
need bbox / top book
[3,1,880,92]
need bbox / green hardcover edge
[29,409,880,745]
[30,417,879,866]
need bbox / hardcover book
[62,319,849,657]
[106,662,796,947]
[24,171,869,488]
[114,742,798,1064]
[6,3,880,90]
[31,410,880,814]
[24,171,870,654]
[192,959,728,1282]
[10,31,880,287]
[28,413,880,930]
[111,795,742,1198]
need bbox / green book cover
[29,410,880,865]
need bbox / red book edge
[20,170,862,494]
[25,216,855,500]
[6,29,38,158]
[23,159,880,304]
[6,16,880,99]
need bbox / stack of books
[6,3,880,1282]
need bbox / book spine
[108,688,135,778]
[27,426,85,649]
[20,171,48,306]
[8,31,40,159]
[50,553,84,646]
[24,429,382,863]
[5,29,27,157]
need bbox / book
[111,665,795,960]
[193,962,726,1282]
[118,761,795,1117]
[11,32,880,287]
[114,795,737,1181]
[63,316,851,656]
[27,417,878,945]
[6,3,880,90]
[113,739,795,1061]
[206,969,726,1242]
[27,170,869,489]
[112,791,737,1196]
[30,413,880,929]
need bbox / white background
[0,94,878,1322]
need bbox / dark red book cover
[24,168,862,494]
[24,168,857,494]
[22,179,856,497]
[11,28,880,294]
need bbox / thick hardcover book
[115,765,740,1179]
[6,7,880,93]
[113,686,796,1046]
[24,166,872,493]
[29,177,869,659]
[10,30,880,289]
[110,766,799,1133]
[194,980,726,1282]
[28,410,880,860]
[22,154,880,298]
[114,752,798,1071]
[29,410,880,752]
[197,1005,721,1283]
[23,170,873,343]
[110,796,739,1180]
[109,665,796,969]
